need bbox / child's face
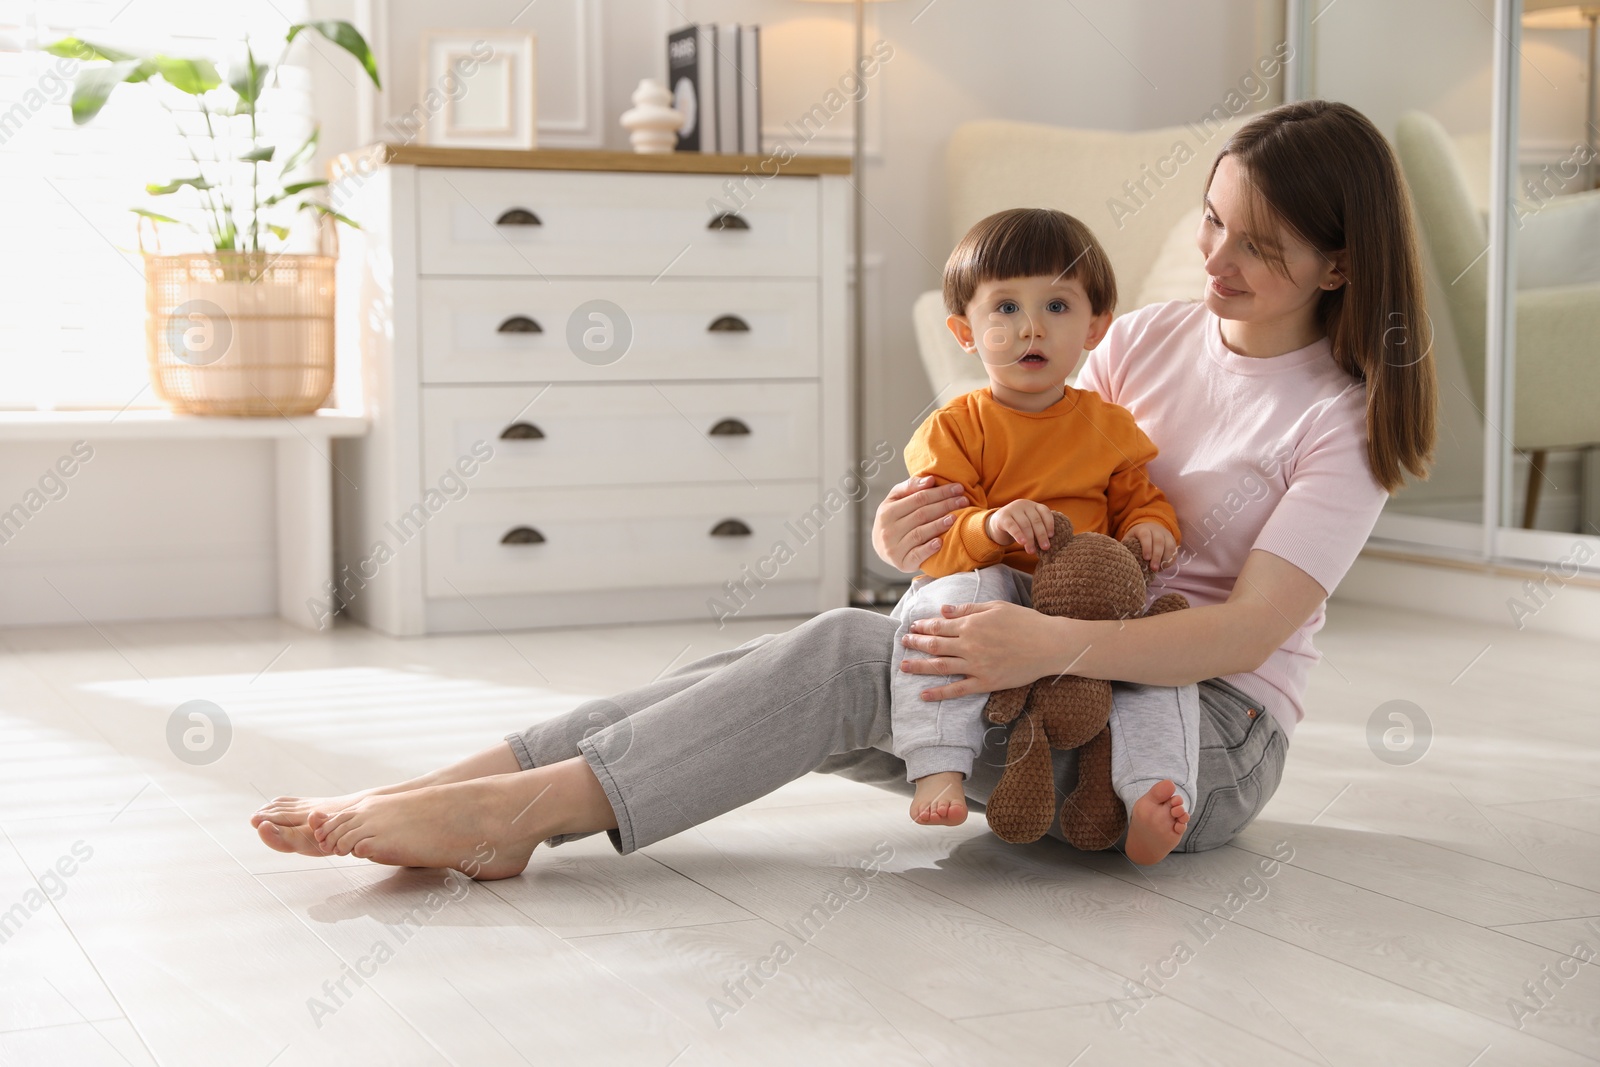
[947,274,1112,405]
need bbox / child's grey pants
[505,607,1286,857]
[887,567,1029,783]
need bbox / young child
[891,207,1196,865]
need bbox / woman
[252,100,1437,879]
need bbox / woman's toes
[257,823,294,853]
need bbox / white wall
[635,0,1275,583]
[1,0,1293,623]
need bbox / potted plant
[46,22,381,416]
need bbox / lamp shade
[1523,0,1600,29]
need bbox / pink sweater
[1078,301,1389,740]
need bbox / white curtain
[0,0,315,409]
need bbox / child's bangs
[976,214,1093,290]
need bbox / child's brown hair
[942,208,1118,318]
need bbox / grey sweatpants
[505,607,1287,857]
[888,566,1201,816]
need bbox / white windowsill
[0,408,368,440]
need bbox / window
[0,0,314,409]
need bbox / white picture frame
[421,30,537,149]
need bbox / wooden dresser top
[334,144,851,178]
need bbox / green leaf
[277,127,319,176]
[228,46,268,106]
[130,208,184,224]
[146,177,213,195]
[267,224,292,241]
[241,145,276,163]
[68,59,155,124]
[45,37,138,63]
[260,181,326,208]
[300,201,360,229]
[153,56,221,96]
[286,21,380,88]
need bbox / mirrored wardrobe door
[1308,0,1494,554]
[1498,0,1600,572]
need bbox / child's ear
[1081,309,1115,351]
[946,313,977,353]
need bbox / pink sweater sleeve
[1250,384,1389,596]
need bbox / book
[739,25,761,154]
[668,23,761,154]
[715,24,740,155]
[667,24,717,151]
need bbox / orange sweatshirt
[905,387,1180,579]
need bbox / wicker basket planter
[144,249,336,416]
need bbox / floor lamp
[796,0,901,604]
[1524,0,1600,188]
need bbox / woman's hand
[897,600,1077,701]
[872,475,970,573]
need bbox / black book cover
[668,25,706,152]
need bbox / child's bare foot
[910,771,969,826]
[1124,779,1190,865]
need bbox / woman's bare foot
[250,742,524,858]
[1124,779,1190,865]
[256,820,335,857]
[910,771,969,826]
[253,788,382,831]
[307,756,617,881]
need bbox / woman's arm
[897,549,1328,699]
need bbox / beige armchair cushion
[945,117,1244,315]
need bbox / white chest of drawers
[329,146,853,636]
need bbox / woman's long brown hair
[1207,100,1438,493]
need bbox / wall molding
[354,0,605,149]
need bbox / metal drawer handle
[710,519,753,537]
[496,207,542,226]
[707,211,749,231]
[500,422,544,440]
[497,315,543,334]
[708,315,750,333]
[709,418,751,436]
[501,526,546,545]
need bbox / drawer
[419,278,819,383]
[417,169,820,277]
[424,482,827,598]
[423,382,819,489]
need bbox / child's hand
[985,500,1055,555]
[1126,522,1178,571]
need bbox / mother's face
[1196,155,1344,326]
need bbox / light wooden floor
[1,599,1597,1066]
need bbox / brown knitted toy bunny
[983,512,1189,848]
